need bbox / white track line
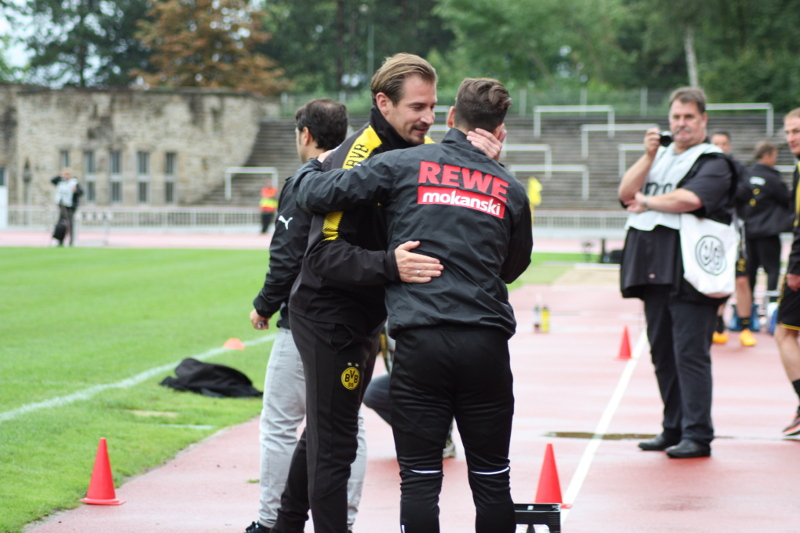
[0,334,276,424]
[561,330,649,523]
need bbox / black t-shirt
[620,154,734,304]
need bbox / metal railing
[706,103,774,137]
[502,145,553,178]
[510,165,591,200]
[618,144,644,176]
[7,206,263,231]
[581,124,658,158]
[6,206,630,238]
[224,167,279,200]
[534,105,615,138]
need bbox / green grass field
[0,246,595,533]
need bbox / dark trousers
[363,373,392,425]
[58,205,76,245]
[642,285,716,445]
[391,326,515,533]
[273,315,379,533]
[746,235,782,297]
[261,212,274,233]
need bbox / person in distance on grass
[774,108,800,437]
[295,77,532,533]
[50,168,82,247]
[618,87,737,459]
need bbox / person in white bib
[618,87,737,459]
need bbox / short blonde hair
[370,53,437,106]
[785,107,800,122]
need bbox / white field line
[561,330,649,523]
[0,333,276,424]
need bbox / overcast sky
[1,3,32,68]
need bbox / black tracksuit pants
[746,235,782,298]
[273,314,379,533]
[390,326,515,533]
[642,285,716,446]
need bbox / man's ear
[491,123,506,140]
[446,107,456,128]
[375,92,391,114]
[300,127,312,147]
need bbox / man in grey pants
[246,99,362,533]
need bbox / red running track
[18,244,800,532]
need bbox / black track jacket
[741,162,792,240]
[252,172,312,330]
[788,161,800,275]
[296,128,533,338]
[288,108,424,333]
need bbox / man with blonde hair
[774,108,800,436]
[296,77,531,533]
[270,55,502,533]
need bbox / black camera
[659,131,673,147]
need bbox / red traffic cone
[616,326,632,360]
[535,443,571,508]
[223,338,245,350]
[81,438,125,505]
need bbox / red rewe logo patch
[418,161,509,202]
[417,186,506,218]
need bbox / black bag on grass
[53,219,67,242]
[160,358,262,398]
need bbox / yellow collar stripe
[322,126,385,241]
[796,162,800,227]
[343,126,383,169]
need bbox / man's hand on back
[395,241,443,283]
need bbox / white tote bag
[679,213,739,298]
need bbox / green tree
[622,0,800,109]
[12,0,152,87]
[0,35,23,82]
[135,0,289,96]
[258,0,453,92]
[434,0,632,89]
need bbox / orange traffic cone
[616,326,631,360]
[223,338,245,350]
[535,443,570,508]
[81,438,125,505]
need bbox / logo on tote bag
[695,236,726,275]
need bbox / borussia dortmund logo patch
[341,365,360,390]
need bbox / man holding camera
[618,87,737,459]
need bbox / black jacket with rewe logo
[288,107,423,333]
[296,128,533,338]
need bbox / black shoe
[244,522,271,533]
[665,439,711,459]
[637,434,680,451]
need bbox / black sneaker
[244,522,271,533]
[782,413,800,437]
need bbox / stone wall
[8,86,277,206]
[0,84,19,195]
